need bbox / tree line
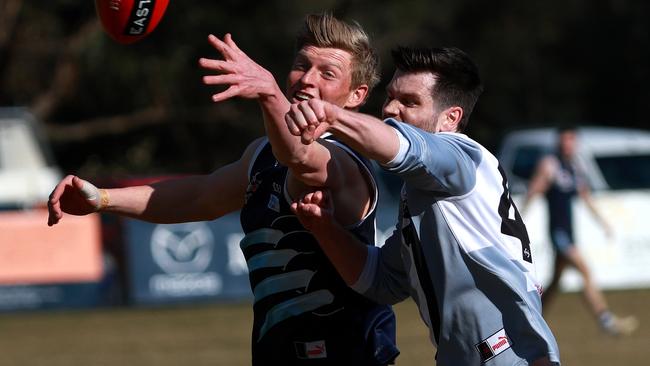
[1,0,648,177]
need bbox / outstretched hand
[285,99,336,145]
[47,175,105,226]
[199,33,279,102]
[290,190,335,233]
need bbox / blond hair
[295,12,380,92]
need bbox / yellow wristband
[98,189,110,211]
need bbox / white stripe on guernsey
[253,269,315,302]
[258,289,334,341]
[240,228,285,250]
[381,127,410,168]
[247,249,302,272]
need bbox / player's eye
[402,99,418,107]
[292,62,306,71]
[322,70,337,79]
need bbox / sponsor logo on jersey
[272,182,282,194]
[244,171,262,204]
[294,340,327,359]
[475,328,511,363]
[267,194,280,213]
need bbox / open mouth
[291,91,314,103]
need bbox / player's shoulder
[436,132,486,167]
[322,135,371,167]
[221,137,271,183]
[244,136,269,156]
[440,132,484,149]
[241,137,269,164]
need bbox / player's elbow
[271,146,313,172]
[283,158,331,187]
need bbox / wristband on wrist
[98,189,110,211]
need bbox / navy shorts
[550,227,574,255]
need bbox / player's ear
[345,84,369,109]
[440,106,463,132]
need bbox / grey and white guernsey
[354,119,561,366]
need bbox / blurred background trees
[1,0,648,177]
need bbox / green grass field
[0,289,646,365]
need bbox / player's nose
[299,68,318,86]
[382,99,400,119]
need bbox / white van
[497,127,650,291]
[0,107,62,210]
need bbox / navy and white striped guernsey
[239,136,399,365]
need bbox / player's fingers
[310,189,331,211]
[48,186,61,205]
[78,179,99,201]
[301,191,316,204]
[294,201,314,217]
[47,199,61,226]
[224,33,244,54]
[203,74,240,86]
[48,175,74,204]
[290,202,299,214]
[305,203,321,216]
[47,177,74,226]
[47,175,80,226]
[301,192,315,204]
[312,123,329,142]
[308,99,327,122]
[212,86,241,102]
[312,190,324,205]
[295,201,306,214]
[301,128,315,145]
[285,114,302,136]
[207,34,234,59]
[315,190,333,212]
[288,104,309,130]
[297,101,320,126]
[198,58,236,73]
[72,176,86,190]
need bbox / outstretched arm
[286,99,400,165]
[287,99,483,196]
[47,138,264,226]
[199,34,348,188]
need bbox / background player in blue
[523,127,638,336]
[46,13,398,365]
[287,46,561,365]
